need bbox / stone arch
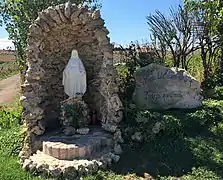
[20,2,123,158]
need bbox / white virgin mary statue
[63,49,87,98]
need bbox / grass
[0,127,46,180]
[1,97,223,179]
[0,155,44,180]
[113,100,223,179]
[0,97,45,180]
[112,133,222,179]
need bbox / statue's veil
[62,49,87,97]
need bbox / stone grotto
[19,2,124,179]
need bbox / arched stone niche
[20,2,123,159]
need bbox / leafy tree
[0,0,100,69]
[147,5,198,70]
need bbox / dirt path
[0,74,20,104]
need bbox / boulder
[133,63,203,110]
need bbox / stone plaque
[133,63,203,110]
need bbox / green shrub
[119,100,223,179]
[60,100,89,128]
[116,62,136,103]
[158,167,220,180]
[0,127,24,156]
[205,73,223,89]
[201,73,222,98]
[203,99,223,109]
[214,86,223,100]
[122,100,223,143]
[115,43,162,103]
[182,167,220,180]
[0,106,22,129]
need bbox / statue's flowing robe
[63,57,86,98]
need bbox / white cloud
[0,37,15,50]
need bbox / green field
[0,54,19,80]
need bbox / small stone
[36,164,44,172]
[28,23,43,37]
[63,126,76,136]
[70,7,83,21]
[38,120,45,131]
[95,30,108,43]
[92,10,100,19]
[38,11,56,29]
[152,122,165,134]
[22,159,32,170]
[76,128,89,135]
[110,153,120,163]
[144,172,154,179]
[131,132,143,142]
[49,167,62,177]
[31,126,44,135]
[114,144,122,155]
[35,17,50,32]
[47,7,62,25]
[102,123,117,133]
[129,103,137,109]
[19,148,32,160]
[19,96,27,103]
[64,1,72,18]
[114,130,124,143]
[106,157,112,166]
[29,162,37,173]
[55,4,68,23]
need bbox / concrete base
[42,126,114,160]
[21,126,120,179]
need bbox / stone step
[42,137,113,160]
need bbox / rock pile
[23,150,120,179]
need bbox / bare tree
[218,0,223,82]
[187,0,221,79]
[150,32,167,61]
[147,5,199,70]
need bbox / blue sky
[0,0,182,49]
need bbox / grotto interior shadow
[110,105,223,178]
